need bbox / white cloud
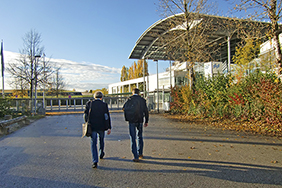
[1,51,121,91]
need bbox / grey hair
[94,91,103,99]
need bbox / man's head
[94,91,103,99]
[132,88,140,95]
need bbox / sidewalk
[0,113,281,188]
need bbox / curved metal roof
[129,13,183,60]
[129,13,273,62]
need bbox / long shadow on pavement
[103,156,282,186]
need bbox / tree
[120,60,148,82]
[8,68,29,98]
[232,38,262,82]
[120,65,128,81]
[101,88,108,95]
[133,61,138,79]
[157,0,219,88]
[91,88,108,95]
[233,38,261,65]
[8,30,53,98]
[233,0,282,77]
[137,59,149,77]
[128,66,134,80]
[50,67,65,98]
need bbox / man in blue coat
[123,88,149,162]
[84,91,111,168]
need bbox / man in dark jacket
[123,88,149,162]
[84,91,111,168]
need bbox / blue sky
[1,0,235,91]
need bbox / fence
[9,97,128,113]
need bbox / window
[175,77,187,86]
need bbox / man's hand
[144,123,148,127]
[107,129,111,135]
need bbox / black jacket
[84,99,111,131]
[123,95,149,123]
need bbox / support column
[169,61,172,88]
[228,36,231,73]
[143,59,146,98]
[169,60,172,102]
[162,85,164,110]
[154,60,159,113]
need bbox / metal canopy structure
[128,13,275,113]
[128,12,272,62]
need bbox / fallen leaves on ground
[163,114,282,137]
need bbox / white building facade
[108,63,190,95]
[109,71,191,95]
[108,61,227,111]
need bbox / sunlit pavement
[0,113,281,188]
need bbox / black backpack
[124,96,141,123]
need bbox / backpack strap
[86,101,92,123]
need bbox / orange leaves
[228,93,245,105]
[120,59,148,82]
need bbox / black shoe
[138,155,144,159]
[133,158,140,162]
[92,162,98,168]
[100,153,105,159]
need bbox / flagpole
[1,72,3,99]
[1,40,4,99]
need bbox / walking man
[123,88,149,162]
[84,91,111,168]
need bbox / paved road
[0,113,281,188]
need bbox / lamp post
[34,55,41,115]
[42,53,46,109]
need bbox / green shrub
[170,71,282,135]
[0,98,13,118]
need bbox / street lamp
[42,53,46,109]
[34,55,41,115]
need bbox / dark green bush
[0,98,13,118]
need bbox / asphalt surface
[0,113,281,188]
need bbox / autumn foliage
[170,72,282,137]
[120,59,148,81]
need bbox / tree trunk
[273,31,282,77]
[30,61,33,100]
[269,0,282,77]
